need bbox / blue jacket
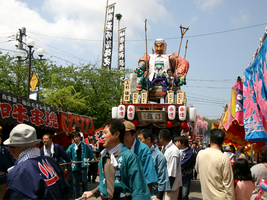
[4,156,70,199]
[180,147,196,183]
[151,144,171,195]
[98,145,151,200]
[134,138,158,185]
[162,76,179,92]
[40,143,71,164]
[0,145,16,184]
[66,142,94,171]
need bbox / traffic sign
[30,73,38,91]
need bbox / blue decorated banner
[244,36,267,142]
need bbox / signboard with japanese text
[102,4,115,69]
[118,28,126,70]
[0,90,59,129]
[57,112,95,136]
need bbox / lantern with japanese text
[179,106,186,121]
[112,107,118,119]
[127,105,135,121]
[168,105,176,120]
[118,105,126,119]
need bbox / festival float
[216,25,267,161]
[112,24,197,137]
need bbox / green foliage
[0,51,124,129]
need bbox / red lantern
[166,121,173,128]
[180,122,187,129]
[132,119,139,127]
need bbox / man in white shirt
[158,129,182,200]
[195,128,234,200]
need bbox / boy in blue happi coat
[82,119,151,200]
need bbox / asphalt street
[71,177,203,200]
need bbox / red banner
[57,112,95,136]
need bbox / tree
[0,52,125,128]
[40,64,125,128]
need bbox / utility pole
[15,27,26,88]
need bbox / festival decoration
[166,121,173,128]
[189,107,197,122]
[132,119,139,127]
[118,105,126,119]
[112,107,118,119]
[255,179,267,200]
[127,105,135,120]
[178,106,186,121]
[244,33,267,142]
[168,105,176,120]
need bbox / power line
[30,37,92,64]
[187,79,235,82]
[184,85,230,89]
[28,23,266,42]
[186,91,229,102]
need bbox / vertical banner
[244,35,267,142]
[118,28,126,70]
[102,4,115,69]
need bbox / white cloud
[231,10,250,26]
[194,0,223,10]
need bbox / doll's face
[155,43,165,54]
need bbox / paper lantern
[179,106,186,121]
[168,105,176,120]
[132,119,139,127]
[189,107,196,122]
[112,107,118,119]
[166,121,173,128]
[180,122,187,129]
[127,105,135,120]
[118,105,126,119]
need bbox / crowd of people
[0,122,267,200]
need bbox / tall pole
[27,47,32,98]
[171,25,189,90]
[145,19,149,93]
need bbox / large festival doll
[135,38,189,87]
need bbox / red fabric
[57,113,95,136]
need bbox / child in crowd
[162,69,179,103]
[233,158,254,200]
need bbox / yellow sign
[30,73,38,91]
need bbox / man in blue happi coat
[3,124,70,199]
[0,133,16,199]
[66,132,95,198]
[41,133,71,164]
[174,136,196,200]
[82,119,151,200]
[138,129,171,200]
[123,121,158,194]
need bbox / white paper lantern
[127,105,135,120]
[168,105,176,120]
[179,106,186,121]
[189,107,197,122]
[118,105,126,119]
[112,107,118,119]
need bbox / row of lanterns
[112,105,197,122]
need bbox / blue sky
[0,0,266,119]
